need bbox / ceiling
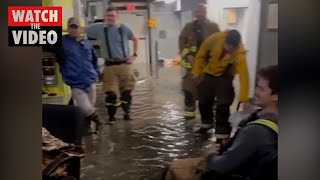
[110,0,149,2]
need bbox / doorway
[118,11,150,79]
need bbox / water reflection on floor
[81,65,213,180]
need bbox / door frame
[117,10,151,78]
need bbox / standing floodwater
[81,65,213,180]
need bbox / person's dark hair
[94,19,104,23]
[106,6,118,13]
[225,30,241,48]
[257,65,278,94]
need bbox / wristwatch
[133,53,138,57]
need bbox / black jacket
[205,111,278,179]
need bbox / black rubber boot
[121,90,133,121]
[183,90,196,120]
[107,106,117,122]
[105,91,119,124]
[124,114,132,121]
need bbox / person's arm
[91,48,99,76]
[131,33,138,56]
[206,125,267,174]
[87,40,100,81]
[235,46,249,103]
[123,25,138,64]
[86,24,98,40]
[191,34,214,77]
[125,24,138,56]
[179,23,189,52]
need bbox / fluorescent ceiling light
[154,0,176,3]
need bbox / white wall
[150,0,202,60]
[117,12,150,79]
[152,12,181,59]
[207,0,261,97]
[180,10,193,30]
[87,1,104,20]
[257,1,278,68]
[150,1,182,60]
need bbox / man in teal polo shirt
[86,6,139,124]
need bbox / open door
[118,12,150,79]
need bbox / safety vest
[248,119,278,134]
[180,45,197,69]
[223,118,278,154]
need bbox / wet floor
[81,65,215,180]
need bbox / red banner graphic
[8,6,62,26]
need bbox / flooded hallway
[42,0,278,179]
[81,64,213,179]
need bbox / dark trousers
[197,74,235,135]
[184,90,196,111]
[182,73,198,113]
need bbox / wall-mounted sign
[148,17,157,28]
[224,9,238,24]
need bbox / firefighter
[86,6,139,124]
[179,3,220,120]
[192,30,250,136]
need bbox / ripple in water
[81,67,212,179]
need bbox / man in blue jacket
[54,17,106,133]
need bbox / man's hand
[192,74,199,79]
[205,144,221,157]
[126,55,136,64]
[192,75,201,86]
[186,55,195,64]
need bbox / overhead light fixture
[126,5,135,11]
[164,0,176,3]
[154,0,176,4]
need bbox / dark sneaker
[108,117,116,125]
[194,124,214,135]
[194,127,212,134]
[90,112,106,131]
[124,114,133,121]
[84,116,95,135]
[86,126,95,135]
[95,123,105,132]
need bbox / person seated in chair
[202,65,278,180]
